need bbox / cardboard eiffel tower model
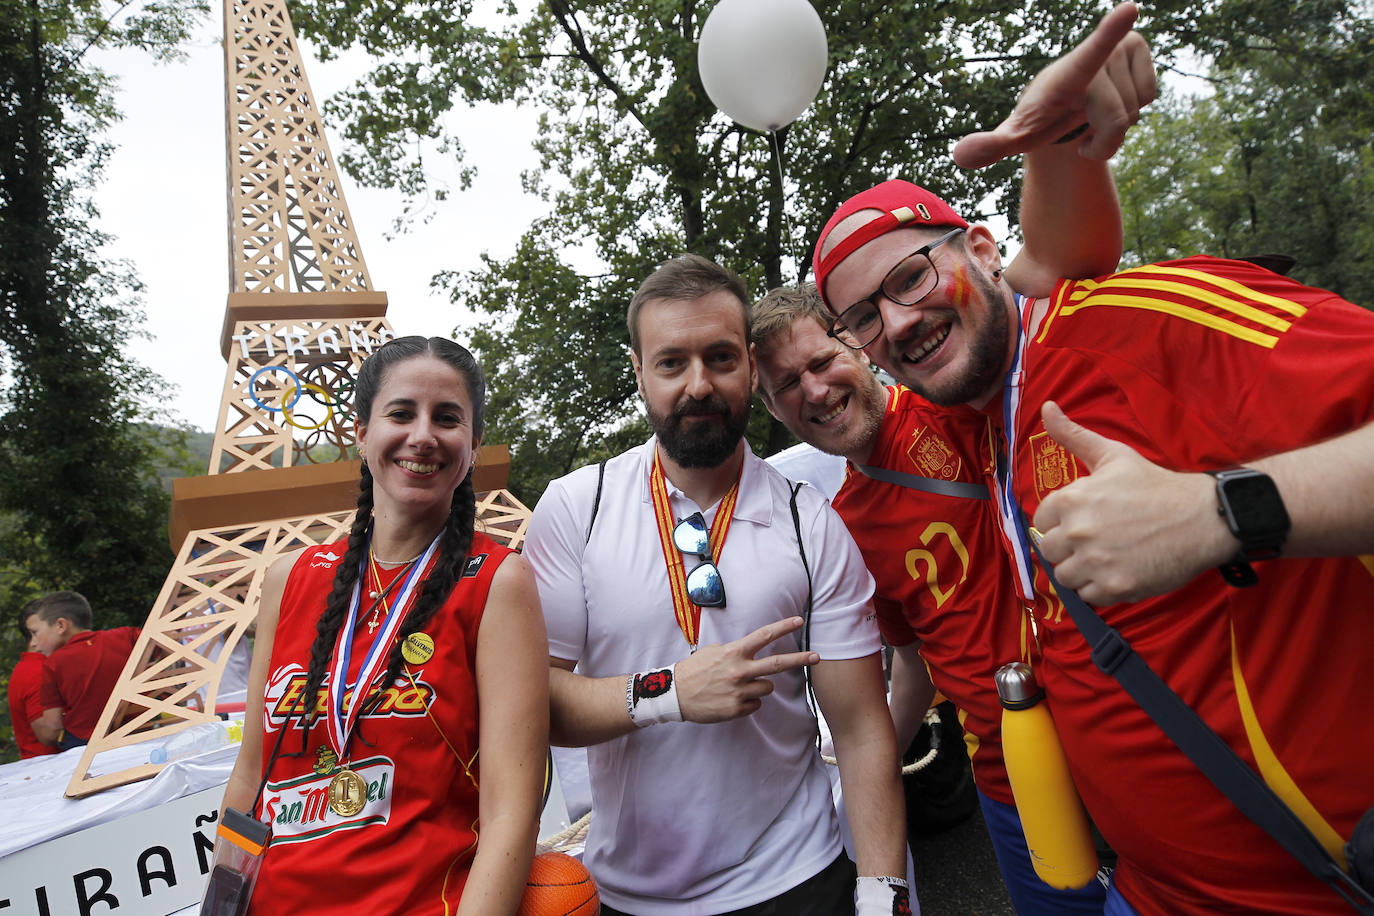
[64,0,532,799]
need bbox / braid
[299,465,375,745]
[380,471,477,687]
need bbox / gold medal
[313,745,339,776]
[401,632,435,665]
[328,768,368,817]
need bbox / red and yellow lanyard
[649,448,740,648]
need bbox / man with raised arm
[749,9,1156,909]
[811,11,1374,914]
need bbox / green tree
[290,0,1361,502]
[0,0,207,763]
[1115,8,1374,302]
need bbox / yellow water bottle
[996,661,1100,889]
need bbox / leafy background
[1,0,1369,760]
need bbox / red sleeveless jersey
[250,533,511,915]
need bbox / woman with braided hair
[221,336,549,915]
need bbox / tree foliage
[1115,8,1374,303]
[290,0,1364,503]
[0,0,205,660]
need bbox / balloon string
[768,129,802,286]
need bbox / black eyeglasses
[827,228,966,350]
[672,512,726,608]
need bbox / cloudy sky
[92,20,546,429]
[89,10,1068,434]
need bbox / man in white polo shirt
[523,254,910,915]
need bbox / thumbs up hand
[1031,401,1235,605]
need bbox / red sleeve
[1037,258,1374,471]
[38,658,61,711]
[22,676,46,721]
[873,594,918,647]
[1232,295,1374,450]
[7,660,41,722]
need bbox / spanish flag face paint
[947,262,972,310]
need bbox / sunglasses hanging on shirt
[673,512,727,608]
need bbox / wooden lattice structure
[227,0,371,296]
[65,0,531,798]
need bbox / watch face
[1222,473,1290,538]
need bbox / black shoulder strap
[584,460,607,545]
[789,481,821,744]
[855,463,990,500]
[1023,514,1374,914]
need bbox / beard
[648,393,751,468]
[828,377,887,457]
[900,270,1010,407]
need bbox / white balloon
[697,0,829,133]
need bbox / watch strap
[1208,468,1290,586]
[1217,560,1259,588]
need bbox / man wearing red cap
[754,6,1160,911]
[811,40,1374,916]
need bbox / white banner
[0,786,222,916]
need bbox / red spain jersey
[39,626,139,741]
[251,534,512,916]
[8,652,57,758]
[990,257,1374,915]
[832,386,1031,805]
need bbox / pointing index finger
[735,616,805,659]
[1055,3,1141,92]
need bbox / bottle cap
[995,662,1046,709]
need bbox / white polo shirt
[525,437,880,914]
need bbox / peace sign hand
[675,616,820,722]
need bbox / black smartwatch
[1209,468,1291,587]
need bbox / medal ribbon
[649,447,741,648]
[325,531,443,761]
[993,293,1037,600]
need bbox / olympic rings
[301,363,353,409]
[248,366,304,414]
[281,382,336,431]
[248,362,357,465]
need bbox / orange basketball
[517,851,599,916]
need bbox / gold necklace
[365,552,396,635]
[371,550,423,566]
[364,548,425,634]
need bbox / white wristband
[856,875,911,916]
[626,665,683,727]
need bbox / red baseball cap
[813,180,968,311]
